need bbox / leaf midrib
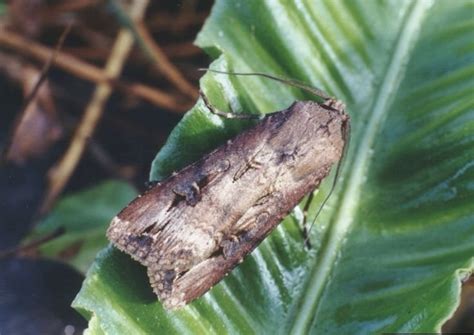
[289,1,435,334]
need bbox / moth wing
[152,225,267,309]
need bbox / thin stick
[0,29,185,112]
[41,0,150,213]
[135,21,198,99]
[1,24,72,163]
[162,42,201,58]
[0,227,65,259]
[115,80,189,111]
[21,24,72,120]
[108,0,197,98]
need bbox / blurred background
[0,1,471,334]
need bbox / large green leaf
[73,0,474,334]
[0,2,5,16]
[27,181,137,273]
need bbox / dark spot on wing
[163,270,176,291]
[127,234,153,248]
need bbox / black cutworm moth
[107,70,350,309]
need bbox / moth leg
[300,192,314,249]
[199,90,258,120]
[323,98,346,112]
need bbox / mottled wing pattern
[107,100,348,309]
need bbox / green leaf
[84,315,106,335]
[74,0,474,334]
[27,181,137,273]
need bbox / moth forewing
[107,98,349,309]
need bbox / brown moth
[107,72,350,309]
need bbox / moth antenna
[199,68,331,101]
[303,117,351,246]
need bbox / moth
[107,70,350,309]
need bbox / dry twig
[0,29,187,111]
[1,25,70,163]
[41,0,150,212]
[135,21,198,99]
